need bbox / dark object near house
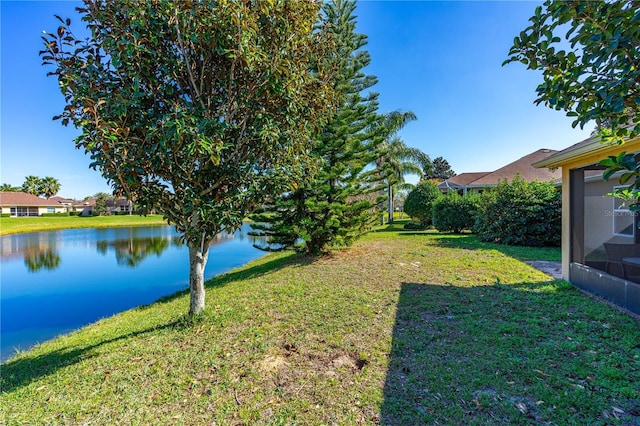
[604,243,640,281]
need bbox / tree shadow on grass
[2,253,316,393]
[370,222,433,234]
[380,281,640,425]
[143,252,317,308]
[0,318,187,394]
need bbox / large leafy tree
[41,0,334,314]
[505,1,638,141]
[505,1,640,206]
[376,110,431,223]
[250,0,384,254]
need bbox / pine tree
[250,0,384,254]
[426,157,456,181]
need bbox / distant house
[49,196,74,212]
[72,196,133,216]
[437,172,490,194]
[0,192,68,217]
[437,149,561,194]
[107,197,133,214]
[72,199,97,216]
[534,134,640,315]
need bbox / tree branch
[173,4,206,111]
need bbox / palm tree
[376,111,431,223]
[21,176,41,196]
[0,183,19,192]
[40,176,61,199]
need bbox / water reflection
[0,232,63,273]
[97,236,179,267]
[1,224,265,362]
[24,249,61,272]
[3,227,248,272]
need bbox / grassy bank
[0,215,166,236]
[2,225,638,424]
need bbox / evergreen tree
[426,157,455,181]
[250,0,384,254]
[94,192,110,216]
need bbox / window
[47,207,55,213]
[613,186,635,238]
[11,207,38,217]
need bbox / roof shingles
[0,192,63,207]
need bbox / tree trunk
[188,243,209,315]
[387,184,394,224]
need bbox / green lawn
[1,225,638,424]
[0,215,166,236]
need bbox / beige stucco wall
[1,205,67,216]
[38,206,67,215]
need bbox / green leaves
[404,182,441,226]
[505,0,639,143]
[249,0,384,254]
[42,0,337,312]
[599,152,640,211]
[474,177,561,247]
[600,152,637,180]
[42,0,335,240]
[20,176,61,198]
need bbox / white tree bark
[188,243,209,315]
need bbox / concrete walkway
[525,261,562,279]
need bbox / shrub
[69,211,80,216]
[1,213,10,218]
[41,212,70,217]
[473,176,561,246]
[403,182,442,226]
[432,192,479,233]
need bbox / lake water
[0,224,265,362]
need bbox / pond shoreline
[0,223,265,362]
[0,215,167,236]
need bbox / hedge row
[403,176,561,247]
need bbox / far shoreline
[0,215,168,236]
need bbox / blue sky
[1,1,594,199]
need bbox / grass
[0,215,166,236]
[1,223,638,424]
